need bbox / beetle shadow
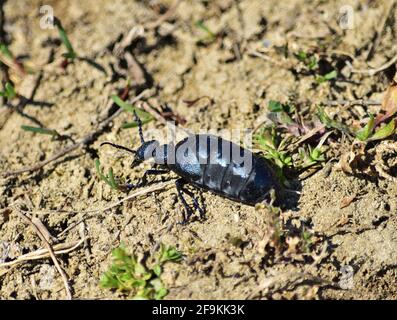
[279,177,302,212]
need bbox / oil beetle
[101,112,282,222]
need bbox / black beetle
[101,112,281,222]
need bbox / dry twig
[326,99,382,107]
[11,204,73,300]
[349,54,397,76]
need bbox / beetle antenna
[134,110,145,144]
[100,142,136,155]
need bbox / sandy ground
[1,0,397,299]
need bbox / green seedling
[100,244,182,300]
[355,114,396,142]
[315,70,337,83]
[0,82,16,99]
[54,17,76,60]
[295,51,337,83]
[95,158,123,191]
[0,43,13,60]
[298,132,331,169]
[300,229,313,253]
[21,125,75,143]
[267,100,295,125]
[295,51,318,70]
[21,125,58,136]
[370,119,396,141]
[268,100,295,115]
[317,106,351,134]
[195,20,216,44]
[152,243,183,277]
[254,126,293,170]
[95,158,122,190]
[110,95,153,128]
[0,43,26,76]
[355,114,375,141]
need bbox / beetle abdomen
[170,134,278,205]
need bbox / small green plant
[110,95,153,128]
[195,20,216,44]
[254,126,292,170]
[295,51,318,70]
[0,82,16,99]
[100,244,182,299]
[355,114,395,142]
[21,125,58,136]
[315,70,337,83]
[317,106,351,134]
[95,158,127,191]
[295,51,337,83]
[297,132,330,169]
[21,125,75,143]
[268,100,295,115]
[54,17,76,60]
[300,229,313,253]
[0,43,13,60]
[267,100,296,126]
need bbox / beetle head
[133,140,160,166]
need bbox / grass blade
[369,119,396,141]
[110,95,153,119]
[0,43,12,59]
[54,17,76,59]
[356,114,375,141]
[21,125,57,136]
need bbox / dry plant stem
[139,101,192,135]
[248,50,290,68]
[366,0,396,61]
[124,52,146,85]
[0,239,84,268]
[145,0,182,30]
[12,205,72,300]
[350,54,397,75]
[326,99,381,106]
[57,181,174,238]
[3,90,149,177]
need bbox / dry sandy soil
[1,0,397,299]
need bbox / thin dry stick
[57,181,174,238]
[366,0,396,61]
[248,50,290,68]
[350,53,397,75]
[326,99,382,106]
[12,205,72,300]
[113,26,145,57]
[3,90,149,177]
[0,239,84,268]
[145,0,182,30]
[139,101,192,135]
[125,52,146,86]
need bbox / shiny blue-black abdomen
[168,134,279,205]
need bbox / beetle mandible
[101,112,282,222]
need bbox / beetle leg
[179,187,205,219]
[175,178,194,223]
[126,169,169,190]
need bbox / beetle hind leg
[180,187,205,219]
[175,178,205,223]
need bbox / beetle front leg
[126,168,169,190]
